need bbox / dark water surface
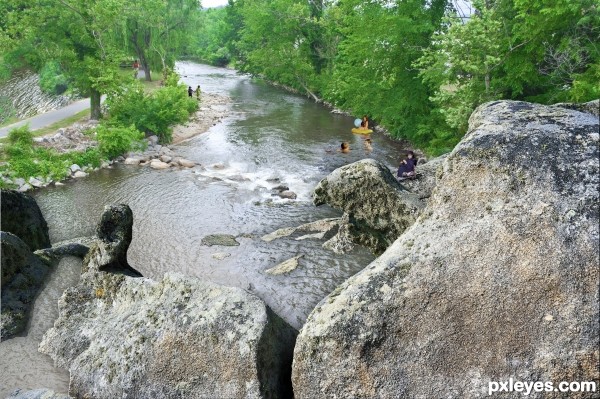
[1,62,411,396]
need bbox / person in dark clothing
[188,86,193,97]
[397,151,417,179]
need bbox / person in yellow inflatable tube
[360,115,370,129]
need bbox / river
[0,62,412,397]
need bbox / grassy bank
[0,70,198,190]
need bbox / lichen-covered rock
[201,234,240,247]
[1,189,50,251]
[313,159,423,253]
[39,273,298,399]
[292,100,600,398]
[0,232,52,340]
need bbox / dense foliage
[192,0,599,154]
[0,0,201,117]
[105,74,198,144]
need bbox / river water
[0,62,411,396]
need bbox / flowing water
[0,62,412,396]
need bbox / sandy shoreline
[172,92,232,144]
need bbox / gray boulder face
[0,232,52,340]
[39,273,298,399]
[292,100,599,398]
[1,189,50,251]
[313,159,423,253]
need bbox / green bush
[97,124,145,159]
[106,72,198,143]
[7,125,34,146]
[39,61,69,95]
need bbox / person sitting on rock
[397,151,417,179]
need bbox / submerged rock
[201,234,240,247]
[265,255,304,275]
[292,100,600,398]
[0,232,52,340]
[261,218,340,243]
[1,189,50,251]
[313,159,424,253]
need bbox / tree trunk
[90,87,102,120]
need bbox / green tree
[1,0,130,119]
[118,0,201,81]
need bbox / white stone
[150,160,170,170]
[73,171,88,178]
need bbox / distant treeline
[191,0,599,154]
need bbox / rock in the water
[150,160,170,170]
[261,218,340,243]
[321,215,356,254]
[124,157,141,165]
[69,164,81,173]
[0,232,52,340]
[201,234,240,247]
[39,272,298,399]
[211,252,231,260]
[265,255,303,275]
[73,170,88,178]
[292,100,600,398]
[28,176,43,188]
[6,389,70,399]
[178,158,196,168]
[313,159,423,253]
[277,190,297,200]
[1,189,50,251]
[83,204,141,277]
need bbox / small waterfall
[0,70,73,123]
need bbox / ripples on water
[1,62,413,396]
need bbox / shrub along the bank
[0,71,198,187]
[106,77,198,144]
[0,126,102,185]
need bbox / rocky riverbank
[3,99,598,398]
[2,92,232,193]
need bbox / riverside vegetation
[0,70,198,190]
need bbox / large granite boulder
[1,189,50,251]
[313,159,424,253]
[292,100,599,398]
[1,232,52,340]
[40,204,298,399]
